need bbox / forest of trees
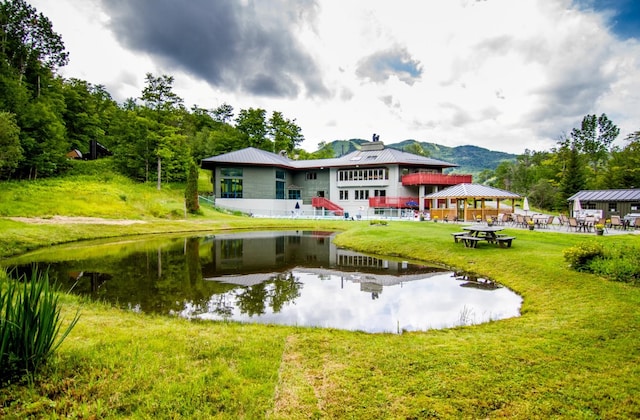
[1,0,639,212]
[0,0,333,186]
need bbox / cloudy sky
[31,0,640,154]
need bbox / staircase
[311,197,344,216]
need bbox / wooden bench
[458,236,485,248]
[451,232,468,243]
[495,236,516,248]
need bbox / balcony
[402,172,472,186]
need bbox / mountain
[325,139,517,175]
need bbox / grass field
[1,161,639,418]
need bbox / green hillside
[327,139,516,176]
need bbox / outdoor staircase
[311,197,344,216]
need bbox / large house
[200,140,472,217]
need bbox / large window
[220,167,243,198]
[276,181,285,199]
[338,168,388,182]
[339,190,349,200]
[276,170,286,199]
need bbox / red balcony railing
[401,173,472,186]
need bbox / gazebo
[424,183,521,222]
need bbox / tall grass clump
[0,267,80,383]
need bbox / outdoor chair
[610,215,623,230]
[545,215,555,229]
[558,214,568,228]
[567,217,579,232]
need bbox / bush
[1,268,80,383]
[564,241,640,283]
[588,243,640,283]
[563,241,605,272]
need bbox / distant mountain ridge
[325,139,517,175]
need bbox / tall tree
[570,113,619,176]
[0,111,22,177]
[185,160,200,214]
[235,108,268,150]
[558,144,586,210]
[269,111,303,154]
[0,0,68,95]
[212,103,234,123]
[139,73,188,189]
[605,131,640,189]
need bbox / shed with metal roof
[567,189,640,219]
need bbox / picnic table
[452,225,516,248]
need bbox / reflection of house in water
[202,231,448,300]
[201,231,335,278]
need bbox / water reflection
[7,231,522,333]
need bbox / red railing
[368,196,421,208]
[401,173,472,186]
[311,197,344,216]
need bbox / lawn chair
[545,215,555,229]
[567,217,579,232]
[558,214,568,229]
[610,215,623,230]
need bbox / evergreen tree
[185,160,200,214]
[558,145,586,210]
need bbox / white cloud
[32,0,640,154]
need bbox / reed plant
[0,267,80,383]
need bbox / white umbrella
[522,197,530,215]
[573,198,582,217]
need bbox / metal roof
[567,189,640,202]
[201,147,293,167]
[424,183,521,199]
[201,145,458,169]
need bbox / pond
[6,230,522,333]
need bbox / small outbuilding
[567,189,640,219]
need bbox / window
[220,178,243,198]
[276,170,286,180]
[276,181,285,199]
[339,190,349,200]
[221,168,243,177]
[374,189,386,197]
[220,167,243,198]
[609,202,617,212]
[305,172,317,180]
[288,190,301,199]
[337,168,388,182]
[355,190,369,200]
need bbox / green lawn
[1,168,639,418]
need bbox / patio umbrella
[522,197,530,215]
[573,198,582,217]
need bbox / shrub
[588,243,640,283]
[563,241,605,272]
[1,268,80,383]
